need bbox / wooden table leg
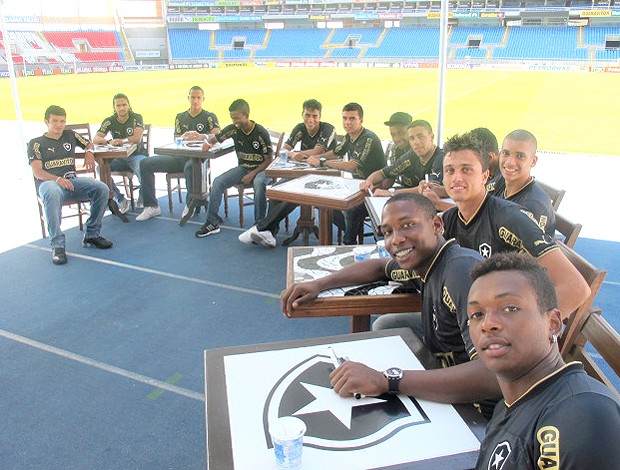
[282,204,318,246]
[351,315,371,333]
[318,208,334,245]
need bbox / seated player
[29,105,112,265]
[468,252,620,469]
[469,127,500,193]
[238,99,337,248]
[195,99,272,237]
[136,86,220,222]
[492,129,555,236]
[93,93,148,213]
[421,131,589,318]
[282,193,501,409]
[361,119,444,197]
[307,102,386,244]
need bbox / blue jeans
[38,177,110,248]
[205,166,270,226]
[343,201,369,245]
[139,155,192,208]
[109,153,147,202]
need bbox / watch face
[385,367,403,378]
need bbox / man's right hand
[280,282,321,316]
[56,177,74,192]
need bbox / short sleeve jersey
[286,121,337,153]
[476,363,620,470]
[494,177,556,237]
[334,127,386,179]
[382,147,445,188]
[97,111,145,155]
[28,130,89,188]
[485,171,503,194]
[175,109,219,136]
[217,121,273,169]
[442,194,557,259]
[385,240,483,367]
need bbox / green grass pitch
[1,66,617,156]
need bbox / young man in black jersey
[469,127,500,194]
[307,102,386,244]
[136,86,220,222]
[492,129,555,236]
[195,99,273,238]
[468,253,620,469]
[29,105,112,265]
[282,193,501,406]
[361,119,444,197]
[422,132,589,319]
[93,93,148,213]
[238,99,337,247]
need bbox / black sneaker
[52,247,67,265]
[83,236,113,249]
[195,223,220,238]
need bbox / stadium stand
[364,28,440,58]
[253,29,330,59]
[44,31,122,50]
[167,29,218,60]
[216,29,266,46]
[494,27,588,60]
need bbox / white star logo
[492,448,506,469]
[292,382,386,429]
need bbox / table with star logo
[204,328,486,469]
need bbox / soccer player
[195,99,272,238]
[423,132,589,318]
[468,252,620,469]
[93,93,148,213]
[308,102,386,244]
[238,99,337,248]
[135,86,220,222]
[492,129,555,236]
[29,105,112,265]
[361,119,444,197]
[469,127,500,193]
[282,193,501,409]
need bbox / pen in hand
[327,346,365,399]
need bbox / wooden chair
[557,242,607,357]
[66,123,96,178]
[111,124,151,209]
[554,211,582,249]
[537,179,566,211]
[562,308,620,396]
[224,130,285,227]
[35,179,89,239]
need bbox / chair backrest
[66,123,92,142]
[562,308,620,396]
[554,211,582,248]
[558,242,607,355]
[268,129,285,156]
[537,179,566,211]
[142,124,151,156]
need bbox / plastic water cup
[175,137,183,148]
[269,416,306,469]
[353,246,373,263]
[279,149,288,162]
[376,240,390,259]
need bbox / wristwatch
[383,367,404,394]
[319,157,326,167]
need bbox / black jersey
[485,171,503,194]
[477,363,620,470]
[286,121,337,152]
[217,121,272,169]
[494,177,556,237]
[175,109,219,136]
[442,194,557,259]
[97,111,145,155]
[28,130,89,188]
[385,240,483,367]
[382,147,445,188]
[334,127,386,179]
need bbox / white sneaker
[251,229,277,248]
[136,205,161,221]
[117,197,130,214]
[239,226,258,245]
